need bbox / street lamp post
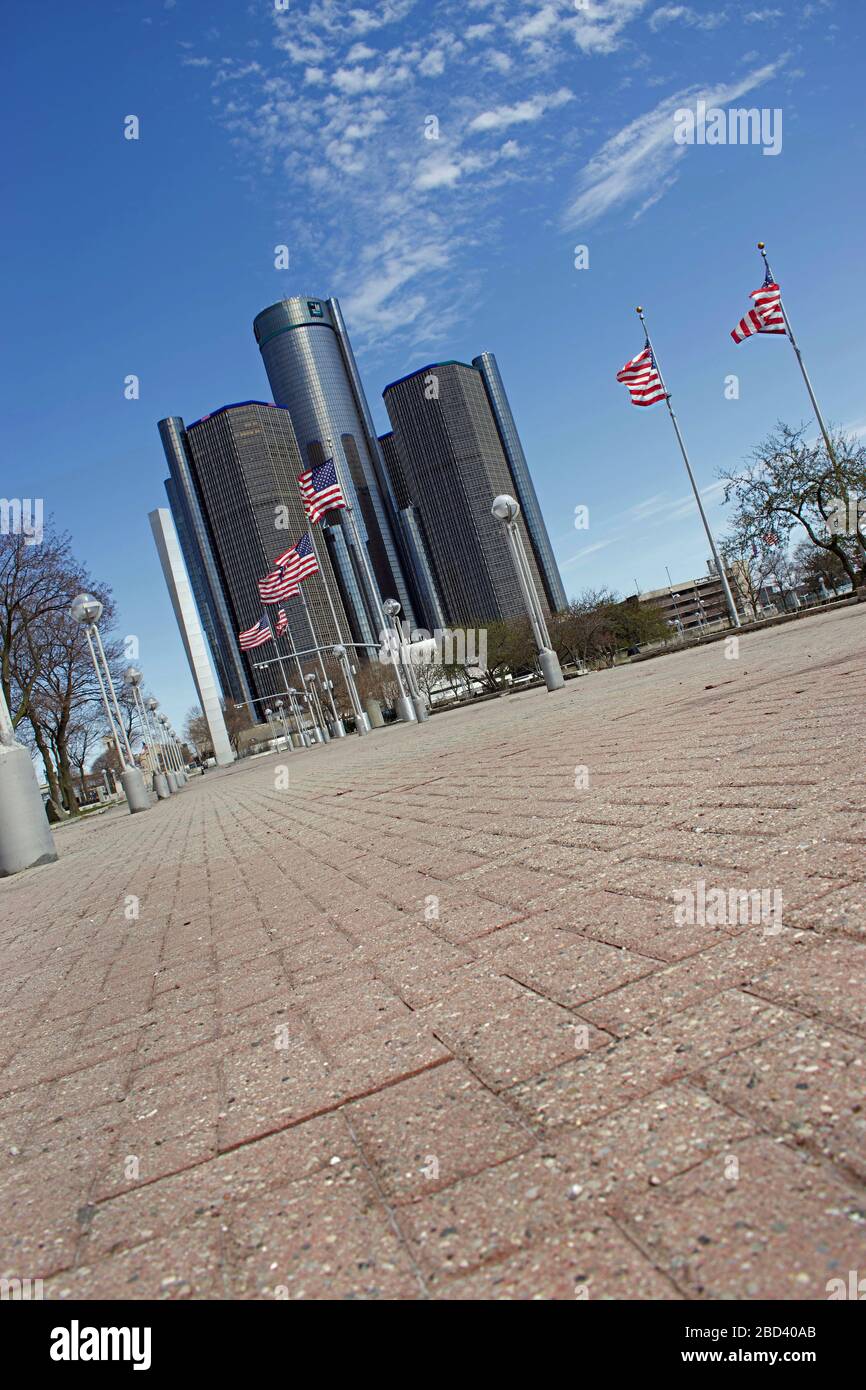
[70,594,151,813]
[332,645,369,735]
[124,668,170,799]
[327,434,416,724]
[286,688,312,747]
[146,698,176,793]
[0,680,58,875]
[304,674,330,741]
[383,598,429,722]
[274,699,292,752]
[159,714,186,785]
[490,498,564,692]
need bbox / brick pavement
[1,605,864,1300]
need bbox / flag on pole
[275,608,289,636]
[257,563,300,602]
[616,344,667,406]
[730,272,786,343]
[238,615,273,650]
[275,531,319,581]
[298,458,346,523]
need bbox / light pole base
[0,742,58,876]
[311,726,325,744]
[539,649,565,692]
[412,695,429,722]
[166,771,178,793]
[122,766,152,813]
[153,772,171,800]
[364,698,385,729]
[355,712,371,736]
[330,721,347,738]
[395,696,417,724]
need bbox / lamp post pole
[327,435,416,724]
[332,644,369,735]
[146,698,176,793]
[490,498,564,692]
[160,714,186,785]
[274,700,292,752]
[383,598,428,722]
[124,669,170,799]
[305,674,330,741]
[71,594,151,813]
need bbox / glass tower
[382,362,551,626]
[158,402,352,710]
[253,295,430,635]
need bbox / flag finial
[757,241,765,250]
[635,305,643,313]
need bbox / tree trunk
[32,723,67,821]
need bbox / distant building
[382,359,557,626]
[630,565,748,633]
[158,402,352,709]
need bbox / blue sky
[6,0,864,730]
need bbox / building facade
[158,401,352,710]
[253,295,438,639]
[631,567,747,633]
[382,360,554,626]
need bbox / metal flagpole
[297,584,340,725]
[305,524,346,645]
[757,242,842,486]
[636,307,741,629]
[326,436,417,722]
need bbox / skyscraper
[472,352,567,612]
[382,360,555,626]
[253,295,434,635]
[158,401,352,709]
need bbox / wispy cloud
[561,58,785,228]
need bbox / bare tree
[720,422,866,591]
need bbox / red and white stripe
[616,346,667,407]
[731,282,786,343]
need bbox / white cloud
[467,87,573,133]
[418,48,446,77]
[649,4,729,30]
[562,59,784,227]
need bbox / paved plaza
[1,605,864,1300]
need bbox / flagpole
[757,241,841,486]
[305,523,346,645]
[326,436,417,722]
[636,307,741,629]
[297,583,340,725]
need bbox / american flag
[257,563,300,603]
[298,458,346,523]
[238,616,273,650]
[731,273,786,343]
[275,607,289,636]
[275,530,319,582]
[616,344,667,407]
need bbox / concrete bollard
[121,766,152,814]
[364,698,385,729]
[0,741,59,876]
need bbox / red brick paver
[1,605,864,1299]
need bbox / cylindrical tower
[253,295,418,640]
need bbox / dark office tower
[158,402,352,709]
[472,352,567,612]
[252,295,427,637]
[382,362,550,626]
[379,432,447,633]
